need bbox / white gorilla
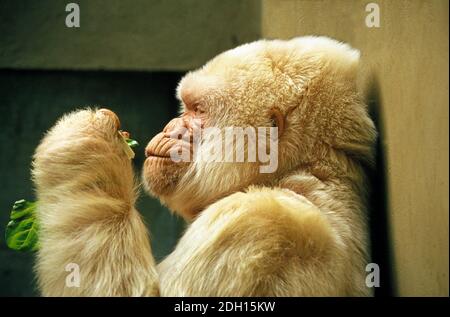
[32,36,376,296]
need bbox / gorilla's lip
[145,148,172,159]
[145,154,174,162]
[147,154,172,159]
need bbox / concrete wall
[0,0,261,71]
[0,0,448,297]
[262,0,449,296]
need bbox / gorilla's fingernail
[98,108,121,130]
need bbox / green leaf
[5,199,39,252]
[126,138,139,148]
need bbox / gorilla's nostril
[98,108,121,130]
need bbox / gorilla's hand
[32,108,135,202]
[32,109,158,296]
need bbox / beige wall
[262,0,449,296]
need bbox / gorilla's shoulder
[185,187,340,262]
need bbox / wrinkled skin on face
[143,114,195,197]
[142,47,295,218]
[142,37,376,220]
[142,74,280,218]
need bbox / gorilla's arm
[157,187,368,296]
[32,109,159,296]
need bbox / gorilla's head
[143,36,376,219]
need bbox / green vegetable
[5,199,39,252]
[126,138,139,148]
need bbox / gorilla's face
[142,43,290,218]
[142,37,376,219]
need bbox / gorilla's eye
[269,107,285,137]
[195,104,206,116]
[270,117,278,127]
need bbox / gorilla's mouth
[144,145,175,163]
[142,149,189,200]
[145,155,173,163]
[144,129,191,164]
[144,151,175,171]
[147,154,171,159]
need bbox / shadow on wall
[366,75,396,297]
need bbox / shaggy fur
[33,36,376,296]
